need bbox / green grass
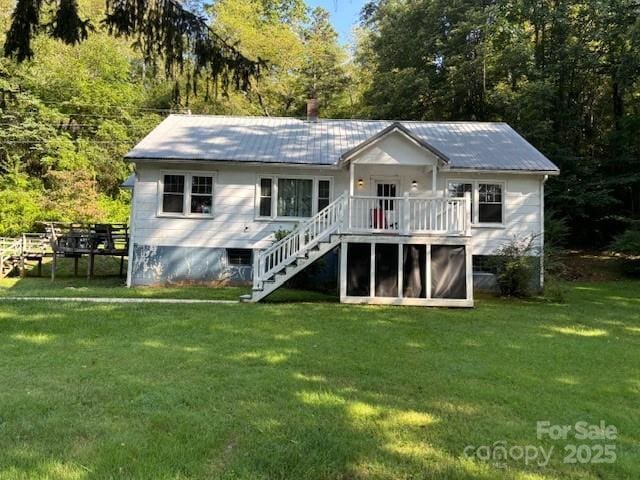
[0,281,638,479]
[0,257,251,301]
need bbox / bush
[543,276,567,303]
[610,224,640,255]
[273,228,292,242]
[0,187,44,236]
[491,236,537,298]
[609,223,640,277]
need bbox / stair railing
[254,192,348,290]
[0,237,23,278]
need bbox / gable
[349,129,442,167]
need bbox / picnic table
[46,223,129,280]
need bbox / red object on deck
[371,208,388,229]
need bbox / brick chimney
[306,98,319,122]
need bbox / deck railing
[253,192,348,290]
[0,237,23,278]
[253,192,470,291]
[348,193,470,236]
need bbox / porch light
[411,180,418,189]
[357,178,364,188]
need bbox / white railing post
[346,195,351,233]
[401,193,410,235]
[464,191,472,236]
[253,250,261,290]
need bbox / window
[478,183,503,223]
[446,180,505,225]
[318,180,331,212]
[278,178,313,217]
[257,176,332,219]
[447,181,473,222]
[162,175,185,213]
[259,178,273,217]
[160,173,215,217]
[191,176,213,214]
[227,248,253,266]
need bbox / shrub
[491,236,537,298]
[609,223,640,277]
[610,224,640,255]
[543,276,567,303]
[273,228,292,242]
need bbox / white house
[124,113,559,307]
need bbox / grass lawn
[0,257,251,300]
[0,279,638,479]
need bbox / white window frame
[157,170,217,218]
[255,174,334,221]
[445,179,506,227]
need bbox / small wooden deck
[0,223,129,280]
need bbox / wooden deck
[0,223,129,280]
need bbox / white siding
[441,173,544,255]
[133,162,348,250]
[131,161,544,255]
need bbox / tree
[3,0,263,97]
[356,0,640,247]
[298,7,350,116]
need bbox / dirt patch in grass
[558,250,625,282]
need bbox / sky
[306,0,367,45]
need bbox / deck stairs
[0,237,23,278]
[241,193,348,303]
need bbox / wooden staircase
[0,237,23,278]
[242,193,348,303]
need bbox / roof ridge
[166,113,508,125]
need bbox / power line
[1,111,171,119]
[34,100,188,113]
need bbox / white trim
[444,168,559,176]
[254,174,334,221]
[342,234,472,245]
[426,244,432,299]
[156,170,217,218]
[339,237,473,307]
[397,243,403,299]
[126,174,137,287]
[431,166,437,193]
[130,158,342,170]
[370,243,376,298]
[340,296,473,308]
[339,239,348,299]
[445,178,507,227]
[465,242,473,300]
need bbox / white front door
[375,181,398,212]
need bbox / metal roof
[125,114,559,173]
[120,173,136,189]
